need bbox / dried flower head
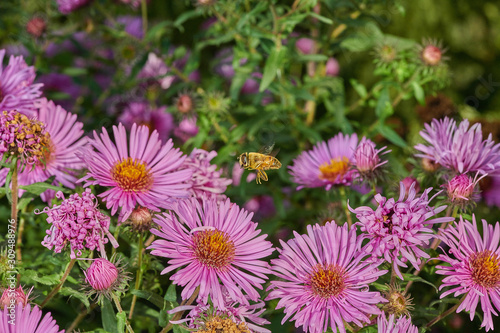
[0,110,50,167]
[382,284,414,317]
[37,189,118,259]
[84,256,131,302]
[374,41,398,63]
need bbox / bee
[238,144,282,184]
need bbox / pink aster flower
[173,116,199,143]
[148,198,274,310]
[267,222,387,333]
[18,98,87,202]
[482,175,500,207]
[37,189,118,259]
[349,182,454,279]
[169,288,270,333]
[354,137,389,178]
[415,117,500,176]
[0,286,33,309]
[436,215,500,331]
[181,149,232,201]
[289,133,359,190]
[138,52,175,89]
[79,123,192,222]
[0,49,43,116]
[57,0,93,14]
[117,101,174,143]
[0,304,64,333]
[377,312,418,333]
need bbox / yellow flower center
[469,250,500,289]
[318,157,350,182]
[111,157,153,192]
[308,263,346,299]
[192,229,235,269]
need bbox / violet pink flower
[0,49,43,116]
[415,117,500,176]
[436,215,500,331]
[377,312,418,333]
[18,98,87,202]
[117,102,173,143]
[0,304,64,333]
[148,198,274,310]
[138,52,175,89]
[289,133,359,190]
[354,137,389,178]
[482,175,500,207]
[37,189,118,259]
[349,182,454,279]
[57,0,93,15]
[267,222,387,333]
[79,123,192,222]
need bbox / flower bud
[0,286,32,309]
[26,17,46,38]
[401,177,420,195]
[85,258,119,291]
[128,206,153,232]
[445,174,475,202]
[176,94,193,113]
[325,57,339,77]
[421,157,440,172]
[295,38,316,55]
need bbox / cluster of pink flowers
[38,189,118,259]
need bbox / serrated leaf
[259,46,286,92]
[102,298,118,333]
[377,124,407,148]
[132,289,165,309]
[59,286,90,308]
[23,270,61,286]
[411,81,425,105]
[19,182,67,196]
[375,87,393,120]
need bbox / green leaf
[19,182,67,196]
[62,67,87,76]
[411,81,425,105]
[350,79,368,98]
[59,286,90,308]
[23,270,61,286]
[173,324,190,333]
[405,275,439,292]
[17,197,32,211]
[131,289,165,309]
[377,123,407,148]
[375,87,393,120]
[158,308,169,327]
[308,12,333,25]
[259,46,286,92]
[116,312,126,333]
[173,10,201,32]
[101,298,118,333]
[296,54,329,62]
[164,284,177,303]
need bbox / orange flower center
[308,263,346,298]
[469,250,500,289]
[111,157,153,192]
[318,157,350,182]
[192,229,235,269]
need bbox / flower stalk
[40,258,76,308]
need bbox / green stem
[66,302,98,332]
[11,161,18,232]
[112,293,135,333]
[40,258,76,308]
[128,232,145,319]
[339,187,352,228]
[391,70,421,108]
[16,205,27,263]
[426,295,466,328]
[94,1,117,26]
[141,0,148,37]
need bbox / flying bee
[238,144,282,184]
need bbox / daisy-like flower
[0,49,43,116]
[354,137,389,178]
[79,123,192,222]
[169,288,270,333]
[148,198,274,310]
[0,304,64,333]
[289,133,359,190]
[138,52,175,89]
[436,215,500,331]
[17,98,87,202]
[350,182,454,279]
[181,149,232,201]
[37,189,118,259]
[377,312,418,333]
[173,116,199,143]
[415,117,500,176]
[0,110,50,166]
[117,101,174,143]
[57,0,93,14]
[84,256,131,302]
[267,222,387,333]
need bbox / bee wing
[258,143,279,156]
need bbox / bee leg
[255,172,261,184]
[257,169,268,182]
